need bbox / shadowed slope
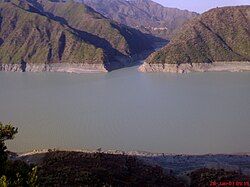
[26,0,165,70]
[37,151,185,186]
[0,0,164,72]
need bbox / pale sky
[154,0,250,13]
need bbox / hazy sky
[155,0,250,13]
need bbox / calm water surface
[0,67,250,154]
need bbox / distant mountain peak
[81,0,198,39]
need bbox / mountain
[0,0,160,72]
[32,0,163,55]
[139,6,250,73]
[0,0,108,72]
[81,0,198,39]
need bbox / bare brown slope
[81,0,198,39]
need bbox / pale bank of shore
[0,63,108,73]
[139,61,250,73]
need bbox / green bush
[0,122,38,187]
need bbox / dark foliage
[38,151,185,186]
[0,122,37,186]
[189,168,250,187]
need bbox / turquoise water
[0,67,250,154]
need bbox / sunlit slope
[35,0,157,57]
[146,6,250,65]
[0,0,105,66]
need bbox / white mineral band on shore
[0,63,108,73]
[138,61,250,73]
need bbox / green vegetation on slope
[37,0,129,56]
[0,0,162,71]
[0,0,105,65]
[146,6,250,65]
[0,122,38,186]
[35,0,158,56]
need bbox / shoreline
[0,63,108,73]
[0,42,167,74]
[138,61,250,73]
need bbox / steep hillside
[0,0,107,72]
[140,6,250,73]
[81,0,198,39]
[34,0,159,57]
[0,0,160,72]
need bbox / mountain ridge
[81,0,198,39]
[0,0,162,72]
[139,6,250,73]
[0,0,106,68]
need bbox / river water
[0,67,250,154]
